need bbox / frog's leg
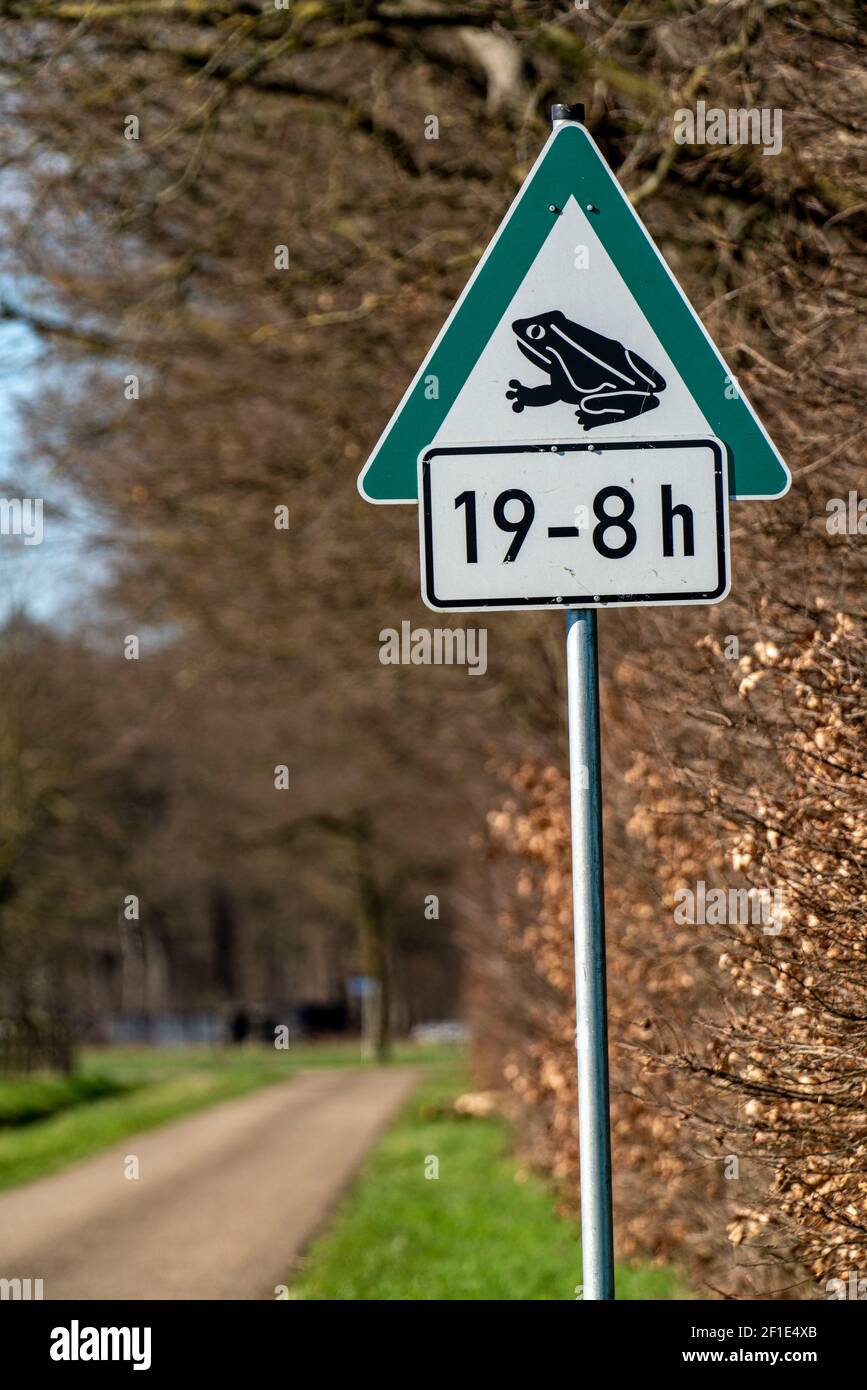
[578,388,660,429]
[626,350,666,394]
[506,380,562,413]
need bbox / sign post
[557,100,610,1305]
[565,603,613,1299]
[358,98,789,1301]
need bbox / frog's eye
[527,323,545,341]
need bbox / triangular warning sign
[358,122,789,504]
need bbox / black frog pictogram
[506,310,667,430]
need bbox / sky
[0,298,108,627]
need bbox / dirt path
[0,1066,418,1300]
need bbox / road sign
[358,120,790,505]
[358,105,793,1303]
[420,439,729,612]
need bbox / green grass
[0,1040,455,1192]
[293,1064,690,1301]
[0,1072,129,1127]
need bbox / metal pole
[550,98,614,1302]
[565,606,614,1301]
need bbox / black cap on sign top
[551,103,586,124]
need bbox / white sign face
[434,196,708,450]
[360,122,789,504]
[419,439,730,612]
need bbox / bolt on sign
[358,117,789,609]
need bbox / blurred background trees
[0,0,864,1294]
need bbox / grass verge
[0,1072,129,1128]
[293,1062,690,1301]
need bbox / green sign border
[358,124,790,504]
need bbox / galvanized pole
[553,102,615,1301]
[565,607,614,1300]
